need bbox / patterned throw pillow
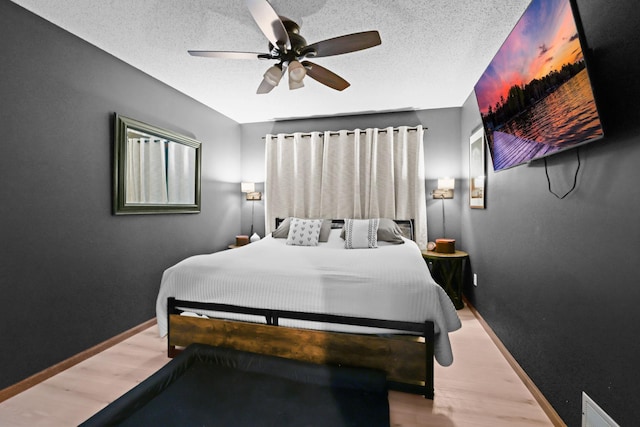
[274,217,332,242]
[344,218,380,249]
[286,218,323,246]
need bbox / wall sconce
[432,177,454,199]
[241,182,261,241]
[431,177,455,251]
[241,182,262,201]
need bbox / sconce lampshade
[437,177,455,190]
[241,182,255,193]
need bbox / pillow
[344,218,379,249]
[272,217,292,238]
[377,218,405,244]
[340,218,405,244]
[318,219,332,242]
[286,218,323,246]
[274,217,332,242]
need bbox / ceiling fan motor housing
[268,18,315,64]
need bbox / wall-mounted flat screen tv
[474,0,604,172]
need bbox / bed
[156,218,461,398]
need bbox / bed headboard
[274,218,415,242]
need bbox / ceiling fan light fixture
[289,77,305,90]
[288,60,306,82]
[263,64,283,86]
[288,60,306,90]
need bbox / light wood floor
[0,305,564,426]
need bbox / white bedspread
[155,229,461,366]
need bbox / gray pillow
[318,219,332,242]
[377,218,405,244]
[272,217,291,238]
[340,218,405,244]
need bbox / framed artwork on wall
[469,127,486,209]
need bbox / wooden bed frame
[167,298,435,398]
[165,218,436,398]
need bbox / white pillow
[286,218,323,246]
[273,218,332,242]
[344,218,379,249]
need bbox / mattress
[156,229,461,366]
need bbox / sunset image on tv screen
[474,0,603,171]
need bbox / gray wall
[0,1,242,390]
[240,108,462,242]
[460,0,640,425]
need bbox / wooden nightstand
[422,250,469,310]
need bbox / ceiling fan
[188,0,381,94]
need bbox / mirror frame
[469,126,486,209]
[113,114,201,215]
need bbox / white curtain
[265,126,428,248]
[126,138,168,203]
[265,132,324,218]
[167,141,195,204]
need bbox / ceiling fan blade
[301,61,350,91]
[188,50,269,59]
[245,0,291,50]
[304,31,381,58]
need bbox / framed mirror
[113,114,201,214]
[469,126,486,209]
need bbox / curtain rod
[261,126,426,139]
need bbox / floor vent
[582,392,619,427]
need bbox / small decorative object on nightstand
[229,235,250,249]
[435,238,455,254]
[422,250,469,309]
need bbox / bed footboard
[167,298,435,398]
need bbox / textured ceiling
[11,0,531,123]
